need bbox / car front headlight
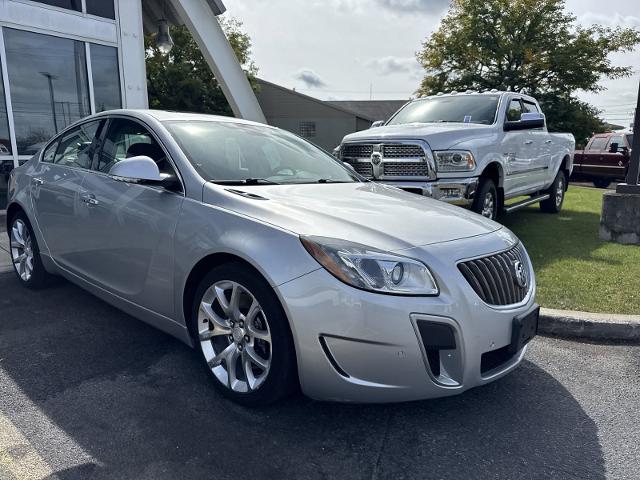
[434,150,476,172]
[300,236,439,296]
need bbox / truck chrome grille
[342,144,373,158]
[383,162,429,177]
[458,244,531,306]
[352,163,373,177]
[382,144,424,158]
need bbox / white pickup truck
[338,91,575,219]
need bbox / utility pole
[40,72,58,133]
[617,80,640,194]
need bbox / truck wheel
[593,178,611,189]
[540,171,566,213]
[472,178,498,220]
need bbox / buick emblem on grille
[511,260,527,288]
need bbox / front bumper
[276,232,537,403]
[381,177,479,206]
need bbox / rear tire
[593,178,611,189]
[471,178,498,220]
[8,212,55,289]
[540,171,566,213]
[191,262,297,406]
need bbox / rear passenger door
[522,99,552,187]
[501,97,539,194]
[30,120,104,271]
[73,117,184,318]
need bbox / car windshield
[387,95,500,126]
[165,120,360,185]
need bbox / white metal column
[117,0,148,108]
[168,0,266,124]
[0,27,18,167]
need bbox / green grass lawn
[501,186,640,315]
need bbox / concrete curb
[539,307,640,343]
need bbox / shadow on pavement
[0,273,605,480]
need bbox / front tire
[540,171,566,213]
[191,262,297,406]
[8,212,54,289]
[472,178,498,220]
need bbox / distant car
[573,132,633,188]
[6,110,538,405]
[338,91,575,220]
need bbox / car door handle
[524,140,533,145]
[32,177,44,186]
[81,193,99,206]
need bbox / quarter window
[506,99,522,122]
[52,121,101,169]
[41,141,59,163]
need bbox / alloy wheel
[10,219,34,282]
[555,177,564,207]
[481,192,495,219]
[198,280,272,393]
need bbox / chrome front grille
[353,162,373,177]
[341,141,434,180]
[382,144,424,158]
[458,244,531,306]
[342,144,373,158]
[383,162,430,177]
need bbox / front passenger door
[73,117,184,318]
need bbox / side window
[506,99,522,121]
[41,141,59,163]
[588,137,608,151]
[97,119,171,176]
[522,101,539,114]
[607,136,624,151]
[52,121,101,169]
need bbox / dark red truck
[573,132,633,188]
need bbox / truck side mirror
[504,112,545,131]
[609,142,619,153]
[370,120,385,129]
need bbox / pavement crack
[370,411,393,480]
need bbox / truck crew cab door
[601,135,630,181]
[579,135,608,177]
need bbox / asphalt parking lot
[0,272,638,480]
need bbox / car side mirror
[370,120,385,129]
[109,155,164,183]
[504,112,545,131]
[609,142,619,153]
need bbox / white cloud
[364,56,422,78]
[577,12,640,28]
[293,69,327,88]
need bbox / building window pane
[32,1,81,11]
[90,44,121,112]
[299,121,316,138]
[86,0,115,19]
[5,28,91,155]
[0,55,12,155]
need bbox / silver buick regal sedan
[5,110,539,406]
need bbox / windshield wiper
[316,178,350,183]
[212,178,280,185]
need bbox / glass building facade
[0,0,125,208]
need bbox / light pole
[616,79,640,194]
[40,72,58,133]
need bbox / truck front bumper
[381,177,479,206]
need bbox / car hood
[342,123,492,150]
[204,182,501,252]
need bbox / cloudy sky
[224,0,639,128]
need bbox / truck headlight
[301,236,439,296]
[434,150,476,172]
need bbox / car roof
[92,109,272,128]
[412,91,538,104]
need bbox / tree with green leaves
[145,18,258,116]
[416,0,640,147]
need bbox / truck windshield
[626,134,634,147]
[164,120,360,185]
[387,95,500,126]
